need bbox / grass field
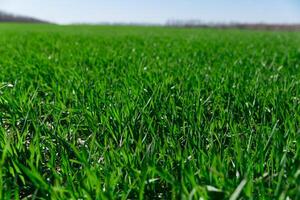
[0,24,299,199]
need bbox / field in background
[0,24,299,199]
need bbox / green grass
[0,24,299,199]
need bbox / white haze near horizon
[0,0,299,24]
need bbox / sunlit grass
[0,24,299,199]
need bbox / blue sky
[0,0,299,24]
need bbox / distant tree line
[166,20,300,31]
[0,11,48,23]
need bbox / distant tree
[166,19,300,31]
[0,11,49,23]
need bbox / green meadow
[0,24,299,199]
